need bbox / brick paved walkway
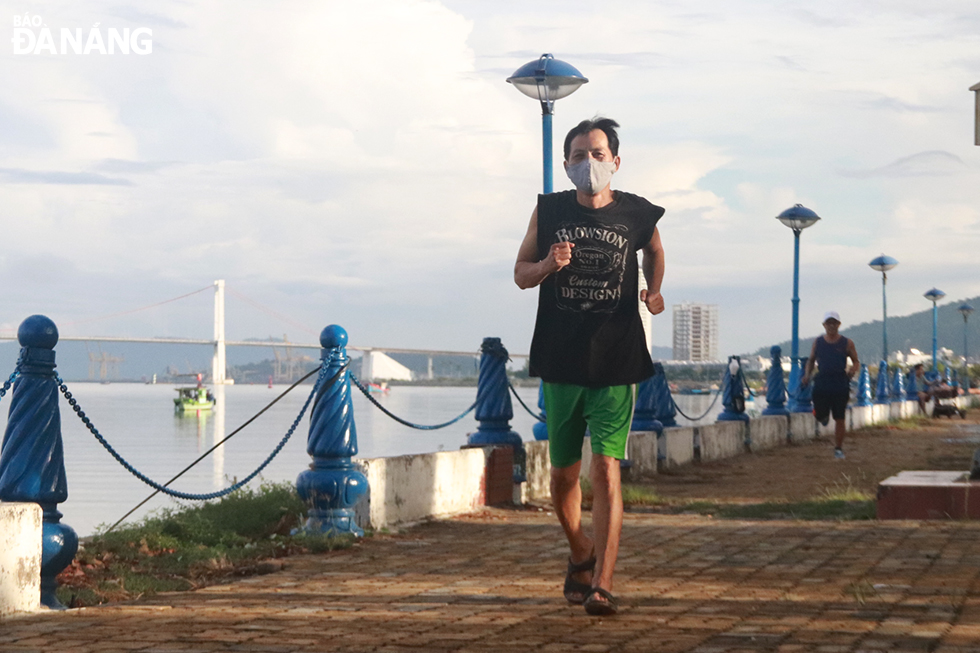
[4,509,980,652]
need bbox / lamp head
[776,204,820,232]
[924,288,946,303]
[507,54,588,107]
[959,303,975,319]
[868,254,898,272]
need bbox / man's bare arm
[639,226,665,315]
[801,339,818,385]
[846,340,860,378]
[514,207,574,290]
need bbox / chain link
[508,381,545,422]
[0,371,18,400]
[350,373,477,430]
[56,366,328,501]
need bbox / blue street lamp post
[868,255,898,364]
[960,303,974,388]
[924,288,946,371]
[508,54,587,438]
[507,53,588,194]
[776,204,821,411]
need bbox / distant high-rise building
[672,303,719,361]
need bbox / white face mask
[566,159,616,195]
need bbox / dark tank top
[528,190,664,387]
[813,335,850,394]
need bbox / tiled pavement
[4,509,980,652]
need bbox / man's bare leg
[834,418,845,450]
[590,453,623,600]
[551,461,593,599]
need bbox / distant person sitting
[913,364,932,413]
[801,312,859,460]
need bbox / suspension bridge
[0,280,528,383]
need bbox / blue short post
[794,357,813,413]
[856,363,872,406]
[468,338,525,482]
[762,346,789,416]
[296,325,368,537]
[891,367,905,403]
[0,315,77,609]
[532,382,548,441]
[648,363,677,427]
[875,361,890,404]
[905,370,918,401]
[717,357,749,423]
[632,369,664,433]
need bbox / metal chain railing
[57,364,330,502]
[508,381,545,422]
[0,371,18,401]
[350,373,477,430]
[670,389,723,422]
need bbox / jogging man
[802,311,859,459]
[514,117,665,615]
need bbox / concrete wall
[356,448,492,530]
[348,394,972,530]
[520,440,551,503]
[0,502,41,618]
[699,421,746,462]
[748,416,788,451]
[626,431,659,479]
[662,426,696,469]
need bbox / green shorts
[543,382,635,469]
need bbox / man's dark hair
[914,363,924,371]
[563,117,620,161]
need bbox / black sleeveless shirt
[529,190,664,387]
[813,335,851,394]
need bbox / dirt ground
[636,407,980,504]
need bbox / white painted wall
[0,502,41,618]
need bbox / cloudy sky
[2,0,979,357]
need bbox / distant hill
[754,296,980,363]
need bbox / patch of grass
[715,500,876,521]
[578,479,662,508]
[621,484,662,506]
[819,473,874,502]
[56,482,353,608]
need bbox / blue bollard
[467,338,525,482]
[532,382,548,441]
[0,315,78,609]
[905,370,918,401]
[632,368,664,433]
[717,356,750,423]
[762,346,789,416]
[891,366,905,403]
[787,358,800,412]
[875,360,890,404]
[794,356,813,413]
[296,325,369,537]
[855,363,873,406]
[647,362,677,428]
[944,365,953,386]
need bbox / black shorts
[813,390,848,422]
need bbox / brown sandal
[583,587,619,616]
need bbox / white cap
[823,311,841,323]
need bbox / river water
[0,382,757,536]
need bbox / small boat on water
[676,388,712,395]
[174,386,215,413]
[367,381,390,394]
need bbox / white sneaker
[834,448,845,460]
